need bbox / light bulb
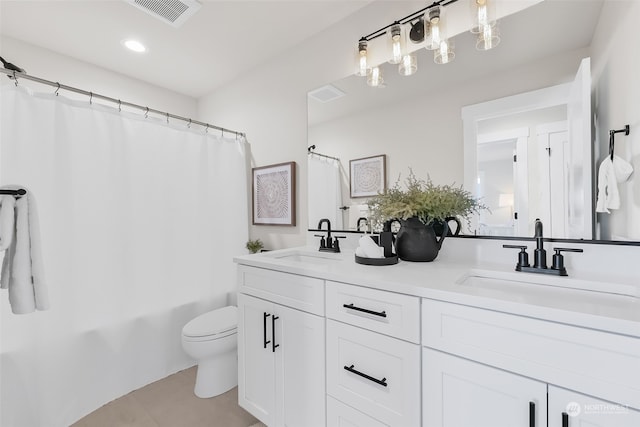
[477,24,500,50]
[355,39,370,77]
[434,39,454,64]
[399,54,417,76]
[470,0,496,34]
[388,24,404,64]
[425,7,446,51]
[367,66,384,87]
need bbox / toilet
[181,306,238,398]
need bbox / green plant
[367,170,485,227]
[245,239,264,254]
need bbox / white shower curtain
[0,85,248,426]
[308,154,343,229]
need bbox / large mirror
[307,0,640,243]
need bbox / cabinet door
[238,294,275,426]
[274,303,325,427]
[548,386,640,427]
[423,348,547,427]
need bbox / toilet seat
[182,306,237,340]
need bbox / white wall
[591,0,640,240]
[0,36,197,117]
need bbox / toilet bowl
[181,306,238,398]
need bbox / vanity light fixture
[367,66,384,87]
[355,0,502,85]
[388,23,405,64]
[355,39,370,77]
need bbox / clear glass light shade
[425,7,447,51]
[476,24,500,50]
[470,0,497,34]
[434,39,455,64]
[387,24,405,64]
[367,66,384,87]
[399,54,418,76]
[355,40,370,77]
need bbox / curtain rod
[307,146,339,161]
[0,67,246,139]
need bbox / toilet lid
[183,306,238,338]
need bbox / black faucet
[503,218,583,276]
[315,218,343,252]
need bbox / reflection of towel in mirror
[595,155,633,213]
[0,188,49,314]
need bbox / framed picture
[252,161,296,226]
[350,154,386,198]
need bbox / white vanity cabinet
[421,298,640,427]
[325,281,421,427]
[237,266,325,427]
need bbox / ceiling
[308,0,604,126]
[0,0,371,98]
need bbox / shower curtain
[308,154,343,229]
[0,85,248,427]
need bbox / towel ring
[609,125,630,161]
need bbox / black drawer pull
[529,402,535,427]
[272,315,280,352]
[344,364,387,387]
[263,312,271,349]
[562,412,569,427]
[343,303,387,318]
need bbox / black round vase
[395,217,448,262]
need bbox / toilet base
[194,350,238,398]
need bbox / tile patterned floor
[72,367,258,427]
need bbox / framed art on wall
[350,154,386,198]
[252,161,296,226]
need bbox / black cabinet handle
[562,412,569,427]
[263,312,271,349]
[529,402,535,427]
[272,315,280,352]
[343,364,387,387]
[343,303,387,318]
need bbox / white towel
[0,195,16,250]
[0,187,49,314]
[357,235,384,258]
[596,155,633,214]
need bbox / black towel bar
[0,189,26,197]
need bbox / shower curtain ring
[89,92,93,105]
[12,70,17,86]
[205,124,209,133]
[145,107,149,119]
[118,99,122,112]
[166,112,169,124]
[55,82,60,96]
[188,119,192,128]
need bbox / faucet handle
[502,244,530,268]
[551,247,583,274]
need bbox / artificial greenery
[245,239,264,254]
[367,170,485,227]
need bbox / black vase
[433,216,461,237]
[395,217,448,262]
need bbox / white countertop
[234,246,640,338]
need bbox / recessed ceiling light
[123,39,147,53]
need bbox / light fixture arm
[360,0,459,42]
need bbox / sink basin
[268,250,343,265]
[457,269,638,298]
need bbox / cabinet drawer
[326,281,420,343]
[327,396,389,427]
[422,298,640,410]
[238,265,324,315]
[327,320,421,426]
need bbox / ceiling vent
[308,84,346,103]
[127,0,202,28]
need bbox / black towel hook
[609,125,630,161]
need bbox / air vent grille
[127,0,201,28]
[308,84,346,103]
